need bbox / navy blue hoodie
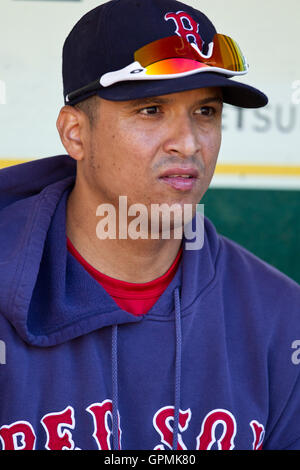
[1,155,300,451]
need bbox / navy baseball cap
[62,0,268,108]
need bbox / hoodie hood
[0,155,219,348]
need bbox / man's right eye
[139,106,160,115]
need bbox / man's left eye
[139,106,159,115]
[195,106,215,116]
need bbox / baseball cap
[62,0,268,108]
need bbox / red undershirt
[67,237,182,316]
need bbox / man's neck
[66,187,183,283]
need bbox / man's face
[80,87,223,213]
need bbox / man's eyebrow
[124,97,172,108]
[124,95,223,108]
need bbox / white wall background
[0,0,299,188]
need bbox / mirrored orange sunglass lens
[145,58,208,75]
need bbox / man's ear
[56,105,89,161]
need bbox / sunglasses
[66,34,248,103]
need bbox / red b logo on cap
[164,11,204,51]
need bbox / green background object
[202,188,300,284]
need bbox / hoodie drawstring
[112,324,119,450]
[111,287,182,451]
[172,287,182,450]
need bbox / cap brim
[94,72,268,108]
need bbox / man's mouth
[158,168,199,191]
[164,174,193,178]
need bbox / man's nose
[162,113,201,158]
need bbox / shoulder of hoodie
[217,230,300,292]
[0,155,76,209]
[209,222,300,324]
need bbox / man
[0,0,300,451]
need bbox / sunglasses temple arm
[66,79,101,103]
